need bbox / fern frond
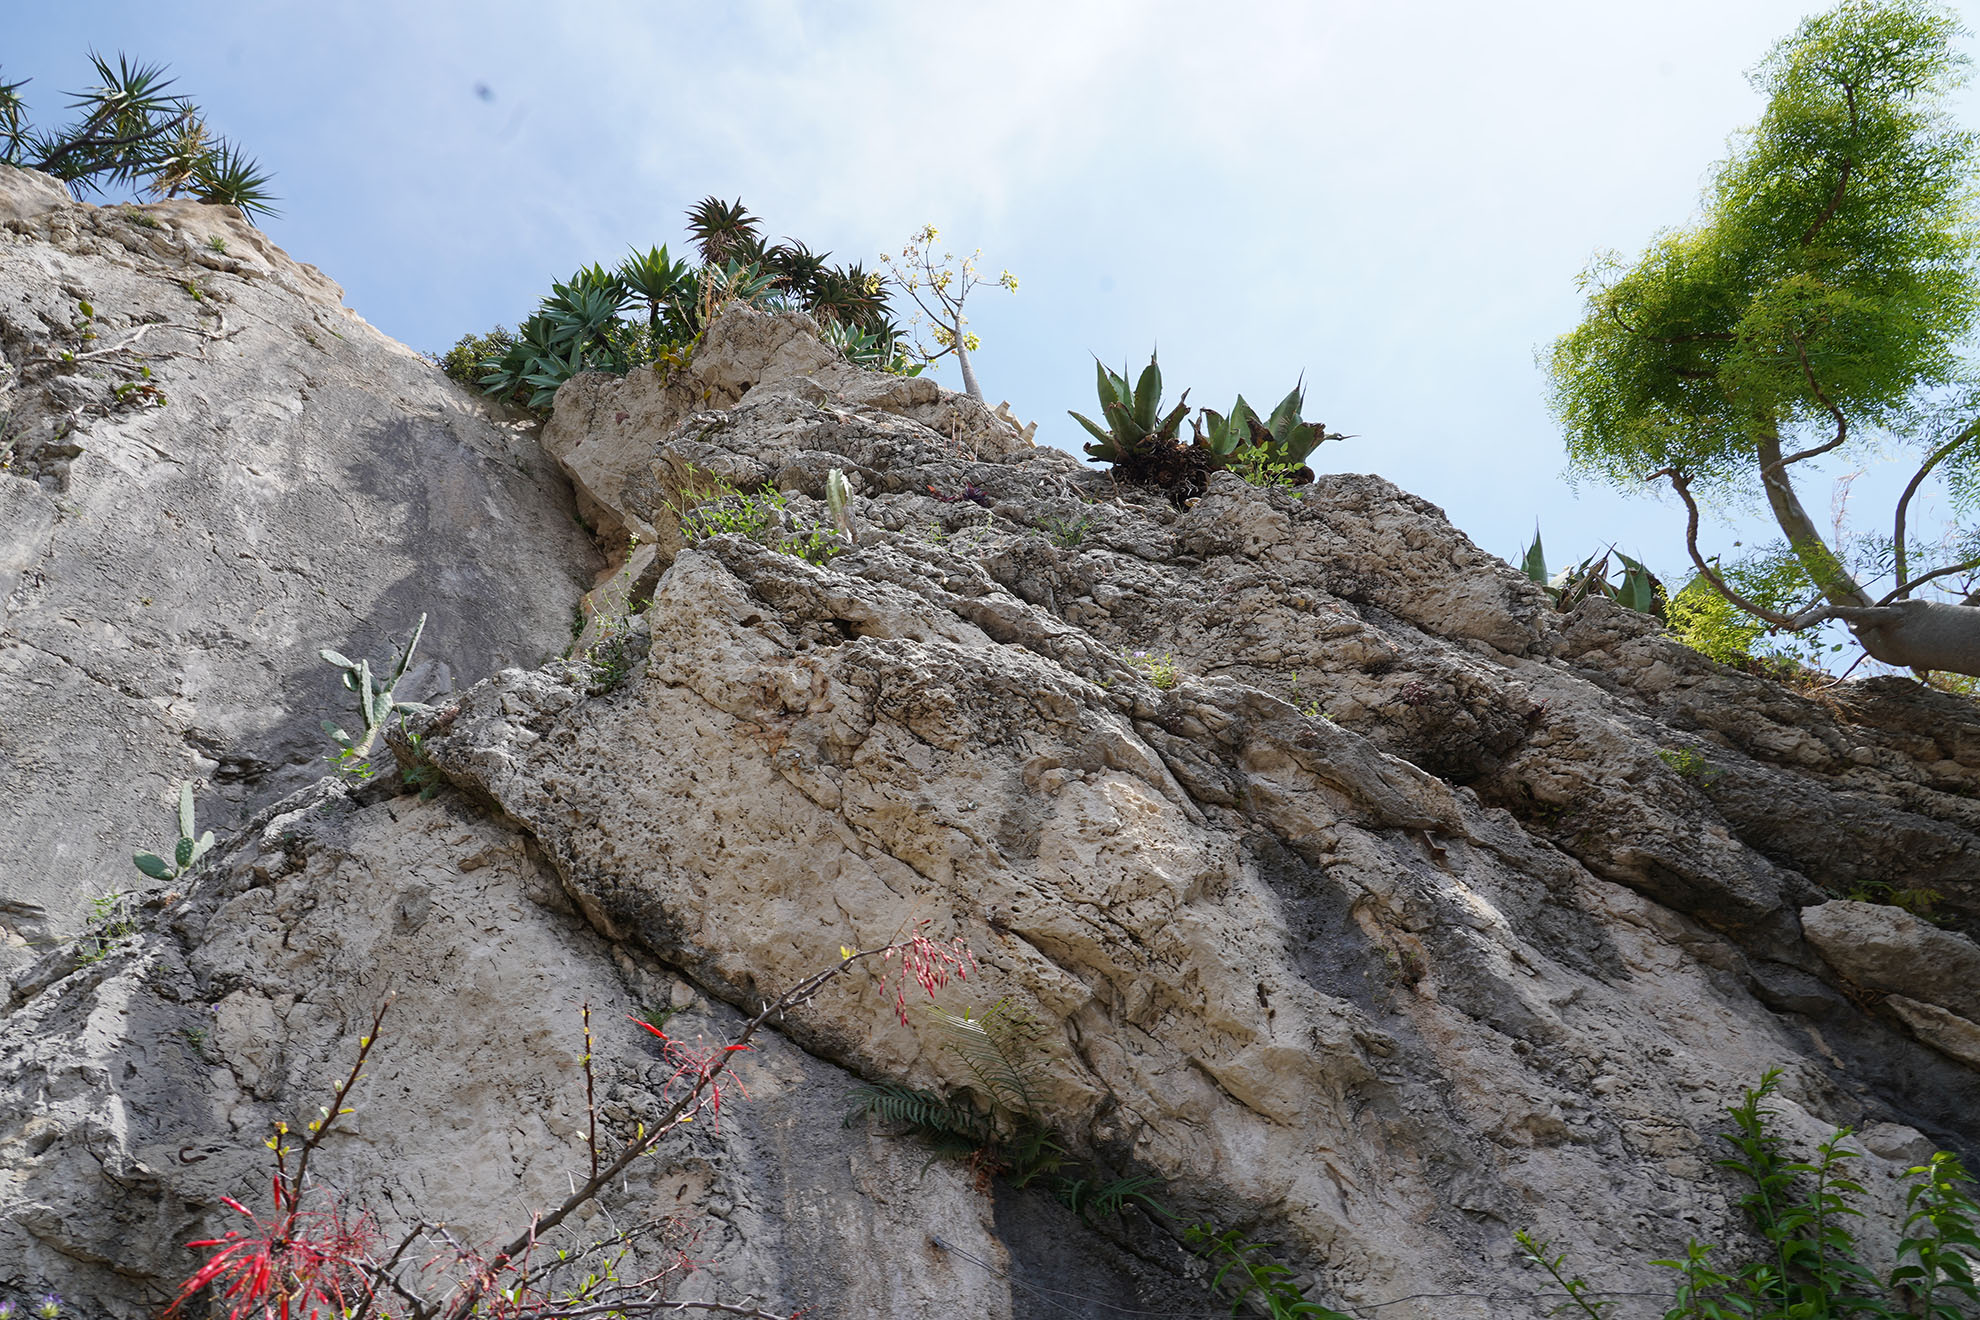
[842,1082,990,1144]
[932,997,1045,1116]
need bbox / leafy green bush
[1521,1070,1980,1318]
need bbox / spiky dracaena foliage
[811,260,892,332]
[766,239,830,303]
[319,614,433,761]
[1,53,278,223]
[133,780,216,881]
[685,195,764,267]
[618,244,695,335]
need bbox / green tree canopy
[1549,0,1980,678]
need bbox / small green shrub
[1657,747,1720,785]
[441,326,517,395]
[1038,513,1089,548]
[668,467,847,567]
[205,234,226,253]
[1520,1070,1980,1319]
[75,891,137,965]
[1128,649,1179,690]
[1184,1221,1350,1319]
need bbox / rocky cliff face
[2,173,1977,1319]
[0,165,600,968]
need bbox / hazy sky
[10,1,1974,583]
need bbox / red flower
[168,1183,378,1320]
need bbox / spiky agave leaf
[1521,526,1548,586]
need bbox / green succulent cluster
[1520,527,1667,620]
[1,52,277,222]
[1072,351,1342,500]
[1070,353,1192,465]
[449,196,916,415]
[1197,381,1333,480]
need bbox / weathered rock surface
[3,255,1978,1317]
[0,166,600,962]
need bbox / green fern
[1056,1173,1169,1222]
[844,1083,990,1141]
[932,997,1046,1115]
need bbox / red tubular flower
[168,1188,378,1320]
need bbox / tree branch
[1648,467,1796,627]
[1774,330,1850,468]
[1883,554,1980,605]
[1891,420,1980,593]
[1797,158,1853,247]
[1753,418,1872,607]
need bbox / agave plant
[1520,527,1666,620]
[1070,352,1192,465]
[685,195,763,267]
[1200,382,1337,482]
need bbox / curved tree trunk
[1755,422,1873,608]
[1744,423,1980,675]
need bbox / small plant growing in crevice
[74,891,136,966]
[668,465,849,568]
[319,614,432,770]
[1038,513,1089,548]
[1184,1221,1350,1319]
[398,726,445,802]
[1844,880,1946,920]
[133,780,215,880]
[1127,649,1180,690]
[1657,746,1720,785]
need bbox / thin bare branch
[286,998,390,1211]
[1647,467,1797,627]
[1892,420,1980,592]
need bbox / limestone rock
[4,211,1980,1320]
[0,166,599,960]
[1802,899,1980,1025]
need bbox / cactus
[319,614,433,761]
[133,781,216,880]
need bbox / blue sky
[9,1,1974,588]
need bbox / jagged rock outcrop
[3,212,1978,1318]
[0,166,600,967]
